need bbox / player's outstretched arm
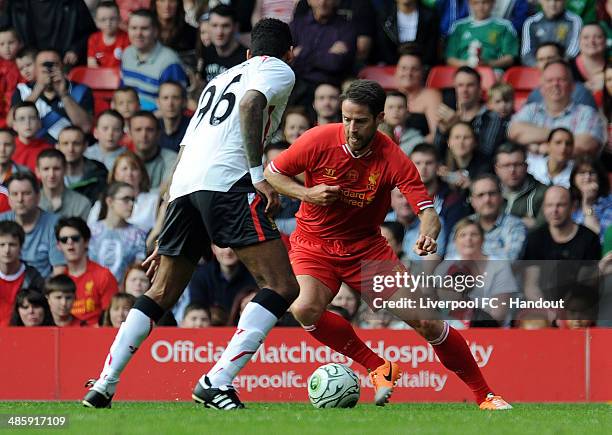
[264,166,340,206]
[414,208,441,256]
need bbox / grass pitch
[0,402,609,435]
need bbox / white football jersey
[169,56,295,200]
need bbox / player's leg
[200,238,299,390]
[192,190,299,408]
[383,287,511,409]
[291,275,385,373]
[83,196,204,408]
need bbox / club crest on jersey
[367,170,381,190]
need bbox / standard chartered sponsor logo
[150,340,493,368]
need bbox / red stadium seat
[67,67,121,117]
[426,65,497,91]
[513,91,529,111]
[357,66,397,90]
[502,66,540,92]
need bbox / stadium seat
[502,67,540,92]
[357,66,397,90]
[513,91,529,111]
[425,65,497,91]
[67,67,121,116]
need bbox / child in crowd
[180,303,212,328]
[10,289,54,327]
[446,0,518,69]
[111,87,140,149]
[381,91,425,155]
[102,293,136,327]
[44,275,86,327]
[488,82,515,120]
[87,1,130,68]
[11,102,51,172]
[15,47,36,83]
[281,107,311,144]
[85,109,126,170]
[0,26,22,126]
[122,262,151,298]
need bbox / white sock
[204,302,278,387]
[93,309,153,393]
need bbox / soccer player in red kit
[265,80,512,410]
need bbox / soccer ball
[307,363,360,408]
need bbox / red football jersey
[70,260,119,325]
[269,124,433,241]
[13,138,52,173]
[0,269,26,326]
[87,31,130,68]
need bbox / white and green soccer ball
[307,363,360,408]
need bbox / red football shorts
[288,229,408,299]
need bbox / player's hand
[254,179,281,216]
[304,184,341,206]
[413,234,437,256]
[142,244,160,280]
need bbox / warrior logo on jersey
[323,168,337,179]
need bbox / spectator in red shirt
[0,26,22,126]
[44,274,87,327]
[0,127,29,199]
[55,216,119,326]
[11,101,51,172]
[88,1,130,69]
[0,220,44,326]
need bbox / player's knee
[145,284,181,311]
[291,300,323,326]
[259,274,300,303]
[408,319,442,340]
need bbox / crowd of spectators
[0,0,610,330]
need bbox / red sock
[430,323,492,403]
[306,310,384,371]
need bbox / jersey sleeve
[268,127,322,176]
[389,146,434,214]
[246,57,295,105]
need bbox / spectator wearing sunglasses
[55,216,118,326]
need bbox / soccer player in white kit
[83,18,299,410]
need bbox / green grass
[0,402,610,435]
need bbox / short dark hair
[209,4,237,22]
[470,173,501,195]
[386,91,407,103]
[454,66,481,85]
[264,140,290,155]
[129,110,159,130]
[129,8,158,29]
[12,101,39,119]
[535,41,565,58]
[250,18,293,59]
[58,125,86,142]
[0,127,16,138]
[0,221,25,246]
[37,148,67,167]
[96,109,125,130]
[380,221,405,244]
[397,43,423,62]
[44,274,76,295]
[341,80,386,117]
[0,25,19,39]
[55,217,91,242]
[15,46,37,60]
[159,80,187,99]
[96,0,120,13]
[114,86,139,100]
[494,142,527,163]
[183,302,210,318]
[410,143,439,161]
[6,171,39,194]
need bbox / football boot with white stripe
[192,376,245,410]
